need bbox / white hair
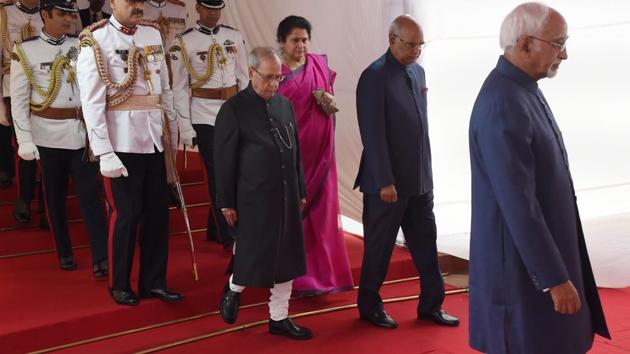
[248,47,282,69]
[500,2,552,50]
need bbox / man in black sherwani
[215,47,312,340]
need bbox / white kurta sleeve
[77,42,113,156]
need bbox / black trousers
[39,147,107,263]
[358,192,445,316]
[0,97,36,203]
[103,151,169,292]
[0,123,13,179]
[193,124,233,246]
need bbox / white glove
[180,129,196,148]
[18,142,39,160]
[99,152,128,178]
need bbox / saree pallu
[278,53,353,295]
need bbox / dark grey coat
[214,84,307,288]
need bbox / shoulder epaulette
[0,1,14,8]
[139,19,160,31]
[166,0,185,6]
[219,24,237,31]
[20,36,38,43]
[81,18,108,35]
[176,28,193,37]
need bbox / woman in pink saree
[277,16,353,295]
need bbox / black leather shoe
[139,288,183,302]
[13,199,30,224]
[110,288,139,306]
[219,281,241,324]
[92,260,108,279]
[59,256,77,271]
[0,171,12,189]
[418,309,460,327]
[269,318,313,340]
[360,309,398,329]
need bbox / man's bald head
[388,15,425,66]
[389,15,421,37]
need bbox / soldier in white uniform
[77,0,182,306]
[0,0,44,220]
[10,0,107,275]
[169,0,247,248]
[0,0,80,220]
[142,0,185,48]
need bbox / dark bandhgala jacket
[468,55,609,354]
[214,84,307,288]
[354,49,433,196]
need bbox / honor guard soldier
[169,0,247,248]
[10,0,108,275]
[0,0,80,220]
[76,0,182,306]
[0,0,44,221]
[143,0,186,48]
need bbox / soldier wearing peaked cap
[0,0,81,222]
[169,0,248,248]
[10,0,108,276]
[143,0,186,48]
[0,0,45,223]
[76,0,182,306]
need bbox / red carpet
[1,151,629,353]
[52,283,630,354]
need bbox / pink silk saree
[278,53,353,295]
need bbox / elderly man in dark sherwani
[468,3,610,354]
[214,47,312,340]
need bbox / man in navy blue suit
[354,15,458,329]
[469,3,609,353]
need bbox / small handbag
[312,88,339,115]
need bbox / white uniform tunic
[0,1,43,100]
[0,1,80,98]
[10,32,85,149]
[142,0,187,47]
[169,22,248,134]
[76,16,177,156]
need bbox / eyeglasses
[392,34,426,51]
[528,36,568,52]
[252,67,285,83]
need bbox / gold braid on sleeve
[14,42,77,112]
[79,22,150,107]
[176,35,227,89]
[1,5,13,74]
